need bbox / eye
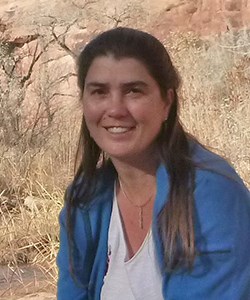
[126,87,143,95]
[91,89,106,95]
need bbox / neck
[114,153,159,178]
[111,155,159,204]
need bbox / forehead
[85,55,154,83]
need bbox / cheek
[83,104,103,124]
[134,104,166,124]
[153,101,169,122]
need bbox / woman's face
[82,55,173,163]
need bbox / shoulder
[191,141,244,184]
[190,142,250,252]
[60,163,115,236]
[192,142,249,199]
[191,141,249,212]
[64,162,116,207]
[189,140,249,206]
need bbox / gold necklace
[118,178,154,230]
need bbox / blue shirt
[57,143,250,299]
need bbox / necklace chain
[118,178,154,230]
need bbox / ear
[163,89,174,120]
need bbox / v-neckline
[113,184,152,262]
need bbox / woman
[57,27,250,299]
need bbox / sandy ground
[0,265,56,300]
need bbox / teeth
[107,127,131,133]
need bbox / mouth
[104,126,135,134]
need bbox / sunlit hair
[67,27,196,273]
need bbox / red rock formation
[0,0,249,130]
[152,0,250,36]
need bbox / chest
[101,195,164,300]
[117,191,155,258]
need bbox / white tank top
[101,186,164,300]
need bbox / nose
[106,92,128,118]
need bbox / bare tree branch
[49,72,77,89]
[29,102,42,141]
[71,0,96,9]
[105,7,130,28]
[20,42,43,86]
[50,19,78,59]
[49,92,75,101]
[40,55,68,65]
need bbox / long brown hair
[67,27,196,272]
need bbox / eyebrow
[122,81,148,89]
[85,82,108,89]
[85,80,148,89]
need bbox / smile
[105,126,134,134]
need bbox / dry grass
[165,29,250,186]
[0,115,80,293]
[0,29,249,293]
[0,192,61,295]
